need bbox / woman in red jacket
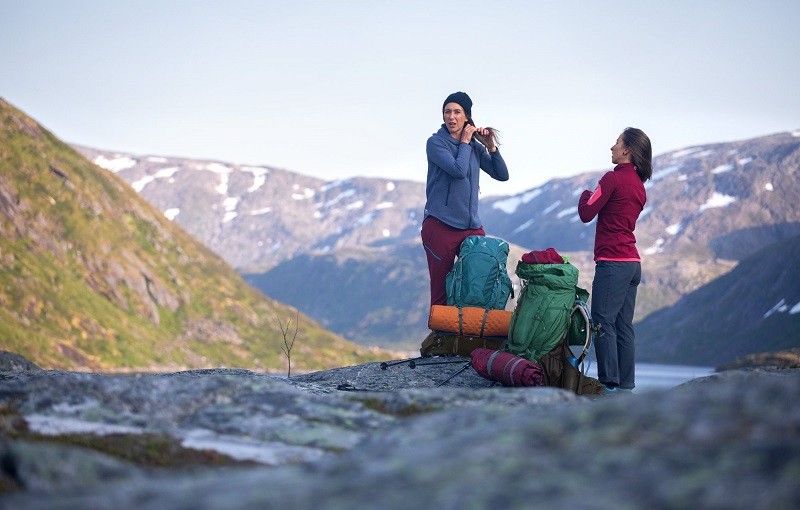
[578,127,652,393]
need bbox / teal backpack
[445,236,513,310]
[506,259,587,362]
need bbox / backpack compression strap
[479,308,489,337]
[486,350,502,379]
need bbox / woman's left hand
[476,128,496,152]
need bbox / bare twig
[276,310,300,377]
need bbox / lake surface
[581,362,716,392]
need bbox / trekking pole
[411,358,471,369]
[436,361,472,387]
[380,356,428,370]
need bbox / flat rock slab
[1,352,799,509]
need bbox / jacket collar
[614,162,637,172]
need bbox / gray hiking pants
[591,261,641,389]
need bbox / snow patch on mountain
[669,147,704,159]
[651,164,681,183]
[131,167,180,192]
[556,208,575,219]
[711,164,734,175]
[643,238,665,255]
[321,189,355,208]
[242,166,269,193]
[94,155,137,173]
[320,180,348,192]
[542,201,561,215]
[491,188,543,215]
[764,298,800,319]
[512,219,534,234]
[206,163,231,174]
[223,197,239,223]
[293,186,315,200]
[665,222,683,236]
[354,212,374,227]
[199,163,232,194]
[699,192,737,212]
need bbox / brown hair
[469,121,501,149]
[622,127,652,182]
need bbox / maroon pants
[421,216,485,306]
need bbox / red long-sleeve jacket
[578,163,646,262]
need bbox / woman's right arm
[578,172,614,222]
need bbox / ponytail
[622,127,652,182]
[468,118,501,150]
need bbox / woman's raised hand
[460,124,477,143]
[474,127,496,152]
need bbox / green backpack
[506,260,585,362]
[446,235,513,310]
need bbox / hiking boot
[604,384,633,395]
[603,384,619,394]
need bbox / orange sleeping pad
[428,305,512,338]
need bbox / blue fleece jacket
[423,125,509,229]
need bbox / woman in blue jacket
[421,91,509,306]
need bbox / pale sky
[2,0,798,196]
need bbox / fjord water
[582,362,716,392]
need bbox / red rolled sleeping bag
[471,348,544,387]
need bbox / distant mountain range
[0,97,389,371]
[75,128,800,364]
[75,146,424,274]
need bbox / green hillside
[0,98,388,371]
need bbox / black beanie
[443,91,472,118]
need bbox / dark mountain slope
[245,243,430,349]
[636,234,800,365]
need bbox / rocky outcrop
[0,351,40,372]
[717,347,800,370]
[1,351,798,509]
